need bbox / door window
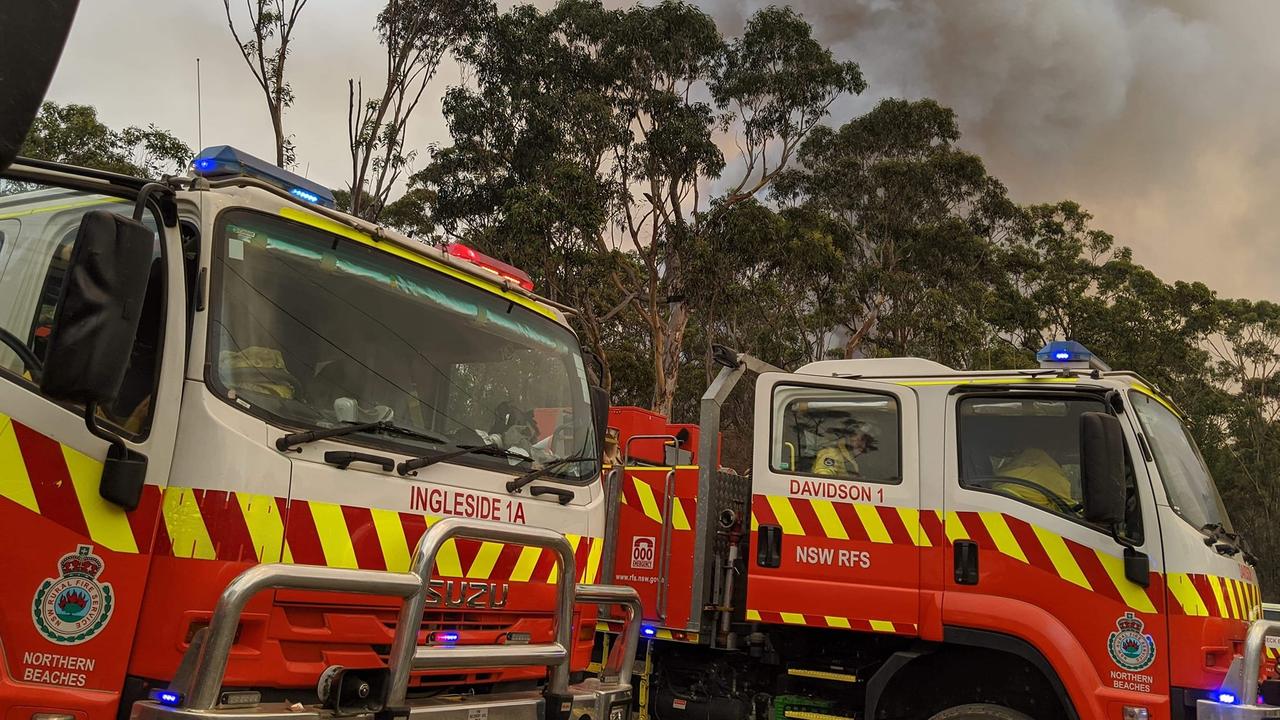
[771,384,901,484]
[0,180,164,437]
[958,394,1142,541]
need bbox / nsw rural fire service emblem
[1108,612,1156,671]
[32,545,114,645]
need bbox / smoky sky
[42,1,1280,301]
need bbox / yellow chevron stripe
[163,487,216,560]
[746,609,762,622]
[549,534,582,583]
[632,477,663,524]
[584,537,603,583]
[978,511,1027,563]
[942,510,970,542]
[1225,579,1242,620]
[811,500,849,540]
[1032,526,1090,590]
[309,501,358,569]
[239,492,289,563]
[869,620,895,633]
[1095,549,1156,613]
[855,504,892,544]
[780,612,806,625]
[1208,576,1229,619]
[467,541,503,579]
[1167,573,1209,617]
[751,511,759,531]
[671,498,691,531]
[0,414,38,512]
[897,507,931,547]
[63,444,137,553]
[768,495,805,536]
[824,616,851,628]
[511,545,541,582]
[371,507,410,571]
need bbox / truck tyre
[927,704,1033,720]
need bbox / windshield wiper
[276,420,447,452]
[398,444,531,476]
[506,454,596,493]
[1199,523,1242,556]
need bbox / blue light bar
[432,631,460,644]
[1035,340,1110,371]
[191,145,336,209]
[1217,692,1237,704]
[150,689,183,707]
[289,187,320,204]
[641,626,656,638]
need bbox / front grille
[271,601,558,689]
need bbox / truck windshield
[208,210,597,481]
[1128,390,1232,532]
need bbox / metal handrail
[623,434,678,467]
[386,518,577,704]
[182,517,579,711]
[1237,619,1280,707]
[656,469,676,620]
[185,565,423,709]
[577,583,642,688]
[600,467,623,587]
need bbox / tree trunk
[270,106,285,167]
[651,300,689,418]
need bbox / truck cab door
[748,372,922,636]
[0,169,183,714]
[940,388,1168,717]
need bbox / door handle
[758,525,783,568]
[324,450,395,471]
[954,539,979,585]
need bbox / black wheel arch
[864,626,1079,720]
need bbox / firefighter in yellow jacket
[810,420,877,477]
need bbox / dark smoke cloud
[699,0,1280,301]
[42,2,1280,300]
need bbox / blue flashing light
[641,626,657,638]
[1037,340,1093,364]
[151,690,183,707]
[434,631,460,644]
[191,145,336,209]
[289,187,320,204]
[1217,692,1237,704]
[1035,340,1110,371]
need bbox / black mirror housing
[1080,411,1127,528]
[590,384,610,458]
[40,210,154,406]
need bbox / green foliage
[20,102,191,177]
[417,0,863,414]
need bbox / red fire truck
[598,344,1279,720]
[0,146,639,720]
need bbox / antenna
[196,57,203,150]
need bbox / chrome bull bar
[132,517,641,720]
[1198,620,1280,718]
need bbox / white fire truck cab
[0,149,639,720]
[598,344,1280,720]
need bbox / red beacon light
[446,243,535,292]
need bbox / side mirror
[1080,412,1126,528]
[40,210,155,405]
[590,384,610,456]
[40,209,154,511]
